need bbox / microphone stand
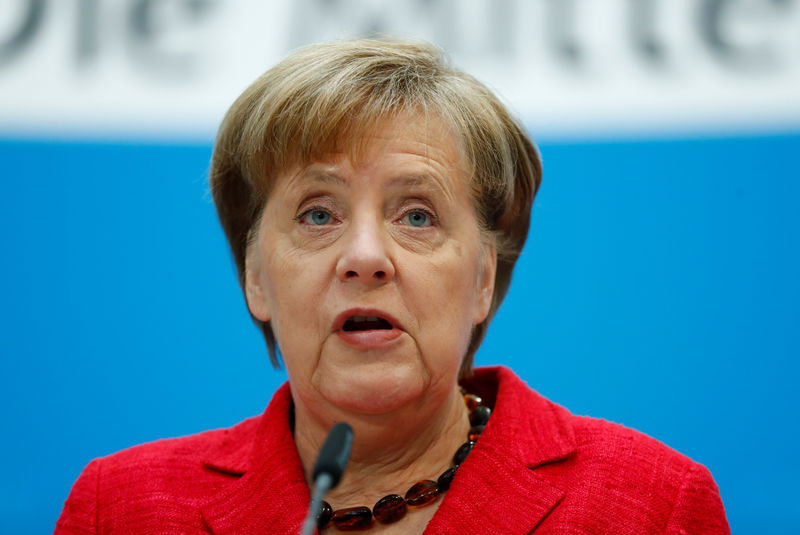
[300,422,353,535]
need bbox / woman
[56,40,729,534]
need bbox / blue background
[1,131,798,533]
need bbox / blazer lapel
[424,367,577,534]
[424,448,566,535]
[200,384,311,535]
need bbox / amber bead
[372,494,407,524]
[331,506,373,531]
[463,393,483,411]
[453,441,474,465]
[469,405,491,426]
[317,500,333,528]
[468,425,485,442]
[405,480,439,507]
[436,466,457,492]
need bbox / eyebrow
[300,169,348,186]
[385,174,452,200]
[386,174,429,188]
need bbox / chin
[316,361,428,416]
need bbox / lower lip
[336,328,403,349]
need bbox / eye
[300,208,333,225]
[400,209,434,228]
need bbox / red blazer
[56,367,729,534]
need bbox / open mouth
[342,315,393,332]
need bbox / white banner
[1,0,799,140]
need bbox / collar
[199,367,576,534]
[422,366,576,534]
[200,382,308,534]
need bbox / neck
[292,384,469,507]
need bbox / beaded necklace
[316,391,491,531]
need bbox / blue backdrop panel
[1,132,798,534]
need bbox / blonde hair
[210,39,541,377]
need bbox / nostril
[338,265,393,282]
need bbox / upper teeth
[352,316,379,322]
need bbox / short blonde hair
[210,39,541,377]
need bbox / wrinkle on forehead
[274,114,469,206]
[277,112,467,177]
[344,113,466,170]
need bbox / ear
[473,241,497,325]
[244,236,272,323]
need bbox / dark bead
[436,466,457,492]
[452,441,474,465]
[317,500,333,528]
[405,480,439,507]
[331,506,373,531]
[469,405,491,426]
[463,393,482,411]
[372,494,407,524]
[468,425,485,442]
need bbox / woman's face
[245,115,496,417]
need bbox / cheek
[413,252,482,351]
[261,247,334,354]
[261,234,324,303]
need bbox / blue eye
[402,210,433,227]
[302,209,332,225]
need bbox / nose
[335,219,395,285]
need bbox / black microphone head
[312,422,353,489]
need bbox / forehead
[278,113,470,192]
[336,112,463,167]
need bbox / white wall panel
[0,0,798,139]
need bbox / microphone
[300,422,353,535]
